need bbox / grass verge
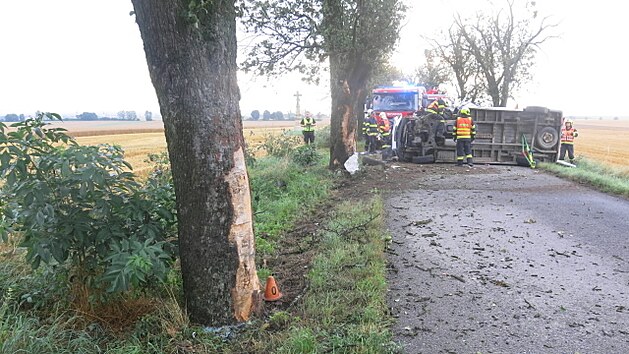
[216,197,397,353]
[540,157,629,198]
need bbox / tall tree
[453,0,556,106]
[413,49,450,91]
[131,0,260,326]
[262,109,271,120]
[242,0,405,169]
[426,27,487,104]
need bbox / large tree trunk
[131,0,260,326]
[328,53,358,169]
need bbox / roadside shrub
[315,125,331,149]
[292,144,321,167]
[0,113,178,300]
[257,130,302,157]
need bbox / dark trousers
[367,135,378,153]
[456,139,473,164]
[559,144,574,161]
[303,131,315,144]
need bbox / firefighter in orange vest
[378,112,392,149]
[559,118,579,163]
[453,107,476,167]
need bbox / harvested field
[573,119,629,172]
[47,119,302,137]
[68,120,318,176]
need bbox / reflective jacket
[560,127,578,144]
[364,116,379,136]
[300,117,316,132]
[454,116,476,139]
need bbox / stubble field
[66,120,303,177]
[570,119,629,171]
[53,118,629,175]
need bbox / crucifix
[294,91,302,119]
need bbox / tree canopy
[427,0,557,106]
[241,0,406,168]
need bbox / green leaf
[50,243,68,263]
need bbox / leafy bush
[257,130,302,157]
[0,113,177,296]
[315,124,331,149]
[292,144,321,166]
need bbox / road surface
[386,165,629,353]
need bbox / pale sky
[0,0,627,118]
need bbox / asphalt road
[385,165,629,354]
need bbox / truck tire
[515,155,531,167]
[535,126,559,150]
[524,106,549,114]
[395,118,413,162]
[516,155,539,167]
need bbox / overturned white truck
[392,106,563,165]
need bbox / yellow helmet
[459,108,471,116]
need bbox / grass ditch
[540,157,629,198]
[220,197,398,353]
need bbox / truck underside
[394,106,563,165]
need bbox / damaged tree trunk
[328,53,360,169]
[131,0,260,326]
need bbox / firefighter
[425,99,442,115]
[559,118,579,163]
[300,111,316,145]
[425,99,447,140]
[362,109,373,150]
[453,107,476,167]
[378,112,392,149]
[364,111,379,153]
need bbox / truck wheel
[515,155,531,167]
[395,118,413,162]
[535,126,559,150]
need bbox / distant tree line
[249,109,286,121]
[1,111,157,122]
[0,114,26,122]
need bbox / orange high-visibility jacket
[560,127,578,144]
[454,116,476,139]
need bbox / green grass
[222,197,399,354]
[250,153,332,243]
[540,157,629,198]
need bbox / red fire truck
[368,84,449,123]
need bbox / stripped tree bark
[131,0,260,326]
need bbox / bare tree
[241,0,405,169]
[454,0,557,106]
[425,1,556,106]
[426,27,487,104]
[131,0,260,326]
